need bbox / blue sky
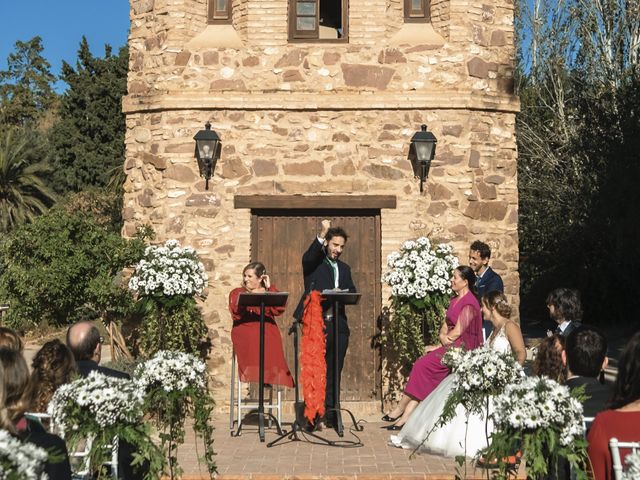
[0,0,130,91]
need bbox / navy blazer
[293,238,356,324]
[475,266,504,298]
[566,376,611,418]
[77,360,130,379]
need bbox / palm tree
[0,127,56,233]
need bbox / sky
[0,0,130,91]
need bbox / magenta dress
[404,291,482,401]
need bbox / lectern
[322,290,362,437]
[233,291,288,442]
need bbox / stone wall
[124,0,519,409]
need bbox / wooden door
[251,209,381,402]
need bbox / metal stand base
[233,410,284,442]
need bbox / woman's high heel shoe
[381,414,399,422]
[384,424,403,431]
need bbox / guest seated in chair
[533,333,567,384]
[587,331,640,480]
[27,339,78,414]
[0,349,72,479]
[383,265,483,430]
[229,262,294,389]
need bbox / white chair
[583,416,594,432]
[69,435,118,480]
[610,437,640,480]
[229,350,282,433]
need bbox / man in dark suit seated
[294,219,357,431]
[546,288,582,337]
[468,240,504,340]
[66,321,129,379]
[563,325,610,418]
[66,322,144,480]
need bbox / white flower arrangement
[0,429,48,480]
[48,371,144,435]
[491,376,585,447]
[383,236,458,300]
[623,450,640,480]
[442,345,523,417]
[135,350,207,393]
[128,239,208,297]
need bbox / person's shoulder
[97,365,130,379]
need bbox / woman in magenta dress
[383,265,483,430]
[229,262,294,388]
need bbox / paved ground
[174,415,524,479]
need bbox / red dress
[587,409,640,480]
[229,285,294,388]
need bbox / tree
[516,0,640,323]
[0,37,57,127]
[0,128,56,233]
[49,37,128,194]
[0,193,147,331]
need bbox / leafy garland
[135,351,216,479]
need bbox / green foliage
[516,0,640,324]
[0,127,56,233]
[142,378,216,479]
[0,36,57,127]
[48,37,128,194]
[136,296,209,357]
[0,193,146,330]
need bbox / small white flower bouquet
[48,371,144,434]
[129,239,208,297]
[441,346,523,420]
[383,237,458,301]
[48,372,163,480]
[486,376,589,479]
[134,351,216,478]
[135,350,207,394]
[0,429,48,480]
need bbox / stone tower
[123,0,519,411]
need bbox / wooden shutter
[289,0,319,39]
[208,0,232,23]
[404,0,430,21]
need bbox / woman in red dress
[587,331,640,480]
[229,262,294,388]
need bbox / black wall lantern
[193,122,221,190]
[410,124,437,193]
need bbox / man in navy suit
[469,240,504,339]
[546,288,582,337]
[294,219,357,428]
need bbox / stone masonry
[123,0,520,410]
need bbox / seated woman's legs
[392,398,419,427]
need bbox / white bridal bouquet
[441,346,523,418]
[383,237,458,300]
[129,239,208,297]
[0,429,48,480]
[135,350,207,393]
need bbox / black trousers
[324,318,349,415]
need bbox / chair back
[609,437,640,480]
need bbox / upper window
[404,0,430,22]
[208,0,232,23]
[289,0,348,41]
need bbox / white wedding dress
[389,328,512,458]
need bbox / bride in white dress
[389,291,526,458]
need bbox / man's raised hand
[320,219,331,239]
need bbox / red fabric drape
[300,290,326,422]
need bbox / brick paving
[174,415,524,479]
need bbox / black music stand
[323,290,363,437]
[232,291,288,442]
